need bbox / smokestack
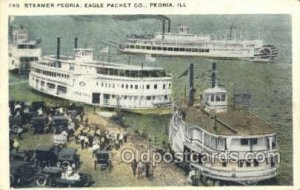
[212,63,216,88]
[162,19,165,39]
[167,19,171,33]
[188,63,194,106]
[57,37,61,59]
[74,37,78,49]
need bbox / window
[135,85,138,89]
[210,95,214,102]
[126,84,128,89]
[238,160,244,167]
[216,95,221,102]
[154,84,157,89]
[164,95,168,100]
[169,83,172,89]
[121,84,124,88]
[241,139,249,145]
[163,84,166,89]
[221,94,226,101]
[130,85,133,89]
[250,138,258,145]
[246,161,251,167]
[146,96,151,100]
[146,85,150,89]
[222,161,227,167]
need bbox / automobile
[35,166,91,187]
[10,149,35,162]
[57,147,80,169]
[53,133,68,146]
[52,116,69,134]
[31,115,49,134]
[30,101,45,113]
[94,150,112,170]
[9,117,23,134]
[34,145,58,168]
[67,105,84,115]
[10,160,37,187]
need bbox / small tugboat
[119,20,278,62]
[29,38,172,110]
[168,63,279,185]
[9,25,42,73]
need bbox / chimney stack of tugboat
[74,37,78,49]
[211,62,216,88]
[57,37,61,59]
[162,19,165,39]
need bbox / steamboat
[9,25,42,73]
[169,63,279,185]
[29,38,172,110]
[119,20,278,62]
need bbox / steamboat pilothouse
[29,38,172,110]
[169,63,279,185]
[119,20,278,62]
[9,25,42,73]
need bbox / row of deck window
[34,68,70,79]
[96,81,171,90]
[126,44,210,53]
[96,68,167,78]
[103,94,170,101]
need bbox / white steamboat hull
[168,112,279,185]
[29,72,172,110]
[120,48,255,60]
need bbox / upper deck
[181,105,274,136]
[32,54,172,79]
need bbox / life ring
[36,175,48,186]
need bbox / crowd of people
[131,159,154,180]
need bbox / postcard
[0,0,299,189]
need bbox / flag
[178,69,188,78]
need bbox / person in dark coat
[131,159,137,176]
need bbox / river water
[10,15,292,185]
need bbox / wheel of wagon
[36,175,48,186]
[62,161,71,169]
[84,175,91,187]
[10,174,15,186]
[11,125,20,133]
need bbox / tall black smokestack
[74,37,78,49]
[212,63,216,88]
[167,19,171,33]
[188,63,195,106]
[57,37,61,59]
[162,19,165,39]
